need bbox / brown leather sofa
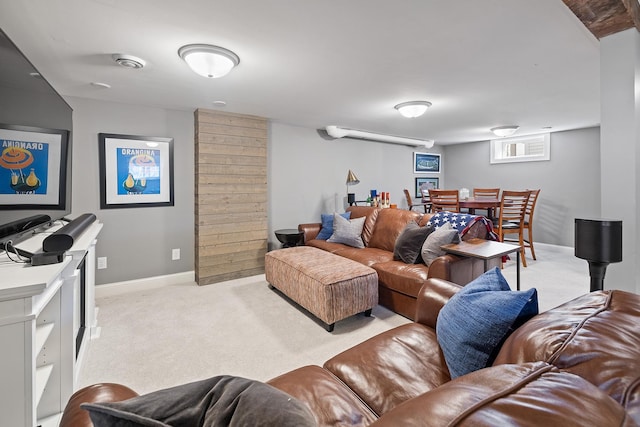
[267,280,640,426]
[63,279,640,426]
[299,206,494,319]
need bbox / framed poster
[0,124,69,209]
[415,177,439,199]
[413,152,441,173]
[99,133,174,209]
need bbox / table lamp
[346,170,360,204]
[574,218,622,292]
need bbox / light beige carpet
[78,243,590,395]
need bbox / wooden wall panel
[195,109,268,285]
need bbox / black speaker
[575,218,622,291]
[347,193,356,204]
[42,213,97,253]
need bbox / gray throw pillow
[421,222,460,266]
[81,375,317,427]
[327,213,365,248]
[393,222,435,264]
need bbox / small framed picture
[415,177,439,199]
[99,133,174,209]
[414,152,441,173]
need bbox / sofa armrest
[298,223,321,243]
[414,278,462,329]
[60,383,139,427]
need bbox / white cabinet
[0,221,102,427]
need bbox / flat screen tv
[0,28,73,249]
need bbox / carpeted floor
[78,242,590,395]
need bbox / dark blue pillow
[436,267,538,379]
[316,212,351,240]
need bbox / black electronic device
[42,213,97,252]
[575,218,623,292]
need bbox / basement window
[490,133,550,164]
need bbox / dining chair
[520,189,541,260]
[494,190,531,267]
[404,189,430,213]
[429,189,460,213]
[471,188,501,217]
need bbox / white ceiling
[0,0,601,145]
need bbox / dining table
[422,196,501,218]
[458,197,501,219]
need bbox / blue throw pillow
[316,212,351,240]
[436,267,538,379]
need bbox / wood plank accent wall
[194,109,268,285]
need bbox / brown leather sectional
[64,279,640,426]
[267,279,640,426]
[299,206,493,319]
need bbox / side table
[274,228,304,248]
[441,238,522,290]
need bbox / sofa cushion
[327,214,365,248]
[367,209,422,252]
[81,375,316,427]
[324,323,450,416]
[421,222,460,266]
[436,267,538,378]
[346,206,381,246]
[268,365,378,427]
[393,222,434,264]
[369,362,630,427]
[494,289,640,423]
[316,212,351,240]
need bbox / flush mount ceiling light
[491,125,520,137]
[394,101,432,118]
[326,125,435,148]
[112,54,146,69]
[178,44,240,78]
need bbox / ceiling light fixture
[394,101,432,118]
[326,125,434,148]
[178,44,240,78]
[490,125,520,137]
[112,54,146,69]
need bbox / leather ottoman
[265,246,378,331]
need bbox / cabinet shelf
[35,364,54,407]
[35,323,55,356]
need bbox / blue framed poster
[413,152,441,173]
[0,124,69,209]
[99,133,174,209]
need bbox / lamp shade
[575,218,622,263]
[178,44,239,78]
[346,170,360,186]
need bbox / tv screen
[0,28,72,247]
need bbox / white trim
[96,270,195,297]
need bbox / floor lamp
[346,170,360,205]
[574,218,622,292]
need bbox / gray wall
[443,127,601,247]
[66,96,600,284]
[67,97,194,285]
[268,123,444,249]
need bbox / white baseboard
[96,271,195,298]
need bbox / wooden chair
[494,190,530,267]
[521,189,541,260]
[429,189,460,213]
[404,189,429,212]
[471,188,500,217]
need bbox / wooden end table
[441,238,522,290]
